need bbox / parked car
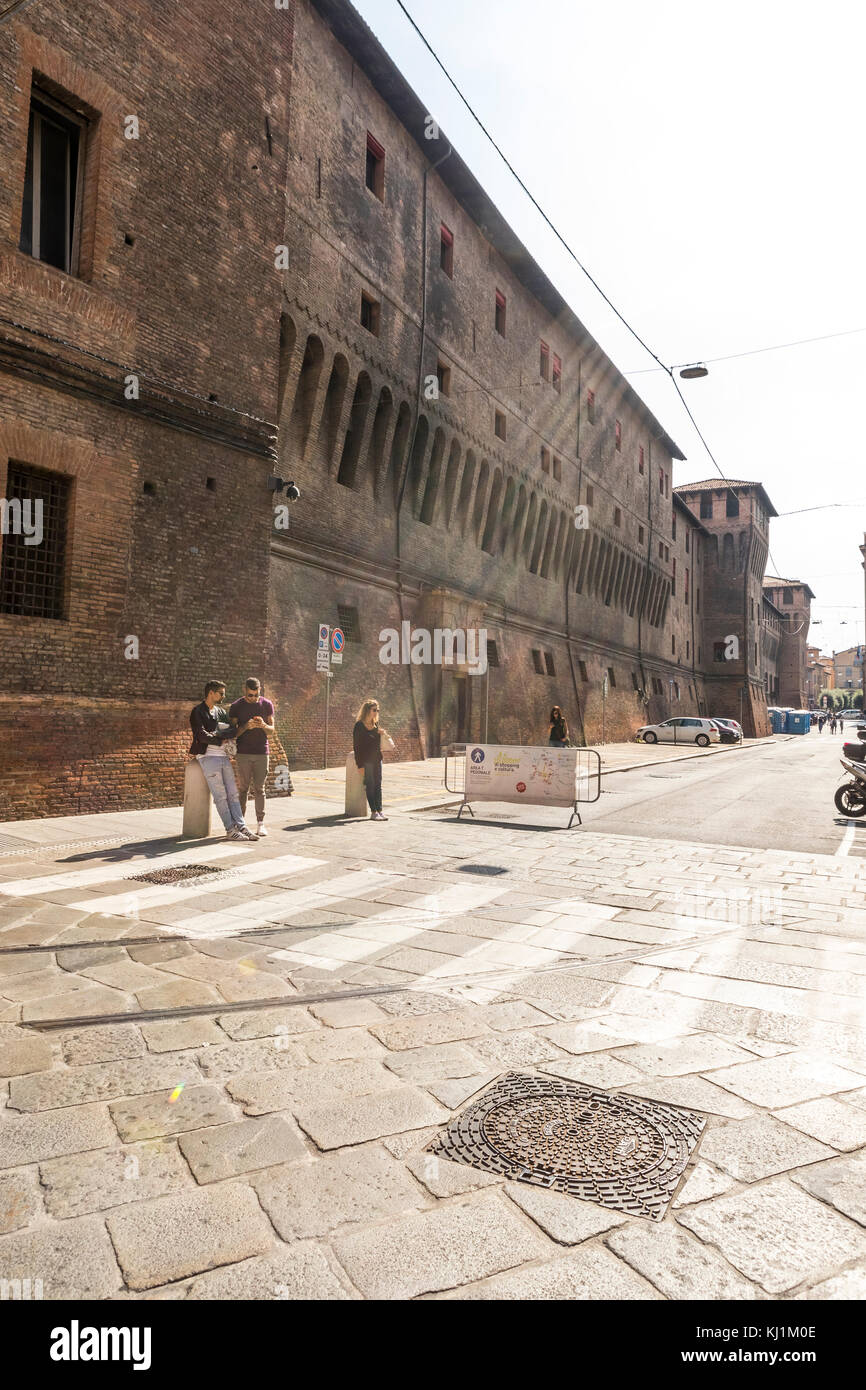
[710,718,743,744]
[637,717,720,747]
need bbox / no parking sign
[331,628,344,664]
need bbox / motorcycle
[835,757,866,817]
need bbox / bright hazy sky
[352,0,866,662]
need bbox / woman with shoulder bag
[548,705,571,748]
[353,698,393,821]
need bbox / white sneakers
[257,824,268,836]
[371,812,388,821]
[227,826,258,841]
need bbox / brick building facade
[0,0,294,818]
[762,578,814,710]
[0,0,804,816]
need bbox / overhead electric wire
[625,324,866,375]
[390,0,792,561]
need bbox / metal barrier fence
[444,744,602,827]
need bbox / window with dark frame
[365,132,384,200]
[615,419,622,452]
[671,557,676,595]
[487,639,500,668]
[614,507,621,527]
[553,456,561,482]
[586,388,596,423]
[607,666,616,688]
[20,87,87,275]
[638,445,644,475]
[495,289,506,336]
[532,649,544,674]
[0,462,71,620]
[439,222,453,277]
[578,660,588,681]
[638,524,644,544]
[713,640,726,662]
[726,490,740,517]
[360,292,380,336]
[552,354,561,393]
[544,651,556,677]
[494,410,506,440]
[659,467,664,494]
[585,484,594,507]
[436,360,451,397]
[540,340,549,381]
[541,446,550,474]
[337,605,361,642]
[700,492,712,519]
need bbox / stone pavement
[1,752,864,1302]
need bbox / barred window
[486,639,500,667]
[0,463,71,619]
[531,649,544,674]
[337,605,361,641]
[544,651,556,676]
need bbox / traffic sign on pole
[331,627,344,654]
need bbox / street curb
[600,735,787,778]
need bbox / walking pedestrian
[230,677,281,838]
[839,716,845,735]
[353,698,391,821]
[189,681,257,840]
[548,705,571,748]
[831,714,837,734]
[818,715,825,733]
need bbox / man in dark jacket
[189,681,257,840]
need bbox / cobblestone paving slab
[8,1057,201,1113]
[434,1244,662,1300]
[677,1179,866,1293]
[41,1141,191,1216]
[706,1053,866,1107]
[177,1116,308,1182]
[184,1243,355,1300]
[696,1114,835,1182]
[771,1098,866,1151]
[790,1151,866,1226]
[331,1194,550,1299]
[671,1160,736,1207]
[225,1060,399,1116]
[0,1168,41,1232]
[0,1102,116,1167]
[294,1086,449,1150]
[107,1184,274,1290]
[61,1025,146,1065]
[0,1215,122,1298]
[505,1183,628,1243]
[254,1145,426,1239]
[606,1221,763,1300]
[110,1085,235,1143]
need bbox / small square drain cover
[429,1071,705,1221]
[125,865,226,886]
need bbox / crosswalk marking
[0,842,254,899]
[68,853,326,917]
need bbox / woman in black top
[548,705,570,747]
[353,698,389,820]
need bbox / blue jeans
[198,756,246,831]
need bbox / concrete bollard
[182,760,212,838]
[345,753,368,818]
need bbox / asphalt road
[583,729,866,857]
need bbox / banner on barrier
[463,744,578,808]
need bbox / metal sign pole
[324,672,330,769]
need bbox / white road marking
[0,843,253,898]
[68,853,326,916]
[836,819,857,858]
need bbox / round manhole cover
[430,1071,705,1221]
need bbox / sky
[352,0,866,662]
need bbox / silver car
[637,717,721,747]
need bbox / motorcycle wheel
[834,784,866,818]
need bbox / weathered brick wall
[0,0,293,816]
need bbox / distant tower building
[763,578,815,708]
[675,480,776,736]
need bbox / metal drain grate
[457,864,510,875]
[125,865,228,886]
[429,1071,705,1221]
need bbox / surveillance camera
[267,475,285,493]
[286,481,300,501]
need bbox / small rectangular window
[544,651,556,677]
[671,634,676,655]
[783,590,793,604]
[665,473,670,498]
[713,640,726,662]
[337,605,361,641]
[541,447,550,474]
[360,292,380,336]
[585,484,594,507]
[20,88,87,276]
[614,507,621,527]
[532,649,544,674]
[578,660,588,682]
[685,531,690,554]
[665,545,669,562]
[615,420,622,452]
[672,514,677,540]
[607,666,616,688]
[540,340,550,381]
[494,410,507,440]
[632,672,640,691]
[365,132,384,200]
[672,557,676,595]
[440,222,453,277]
[685,568,689,602]
[700,493,712,519]
[495,289,506,336]
[659,467,664,494]
[726,490,740,518]
[0,462,71,619]
[586,388,596,424]
[552,355,561,393]
[553,457,561,482]
[658,541,664,559]
[638,445,644,475]
[487,639,500,667]
[638,525,644,544]
[697,588,700,614]
[436,360,451,397]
